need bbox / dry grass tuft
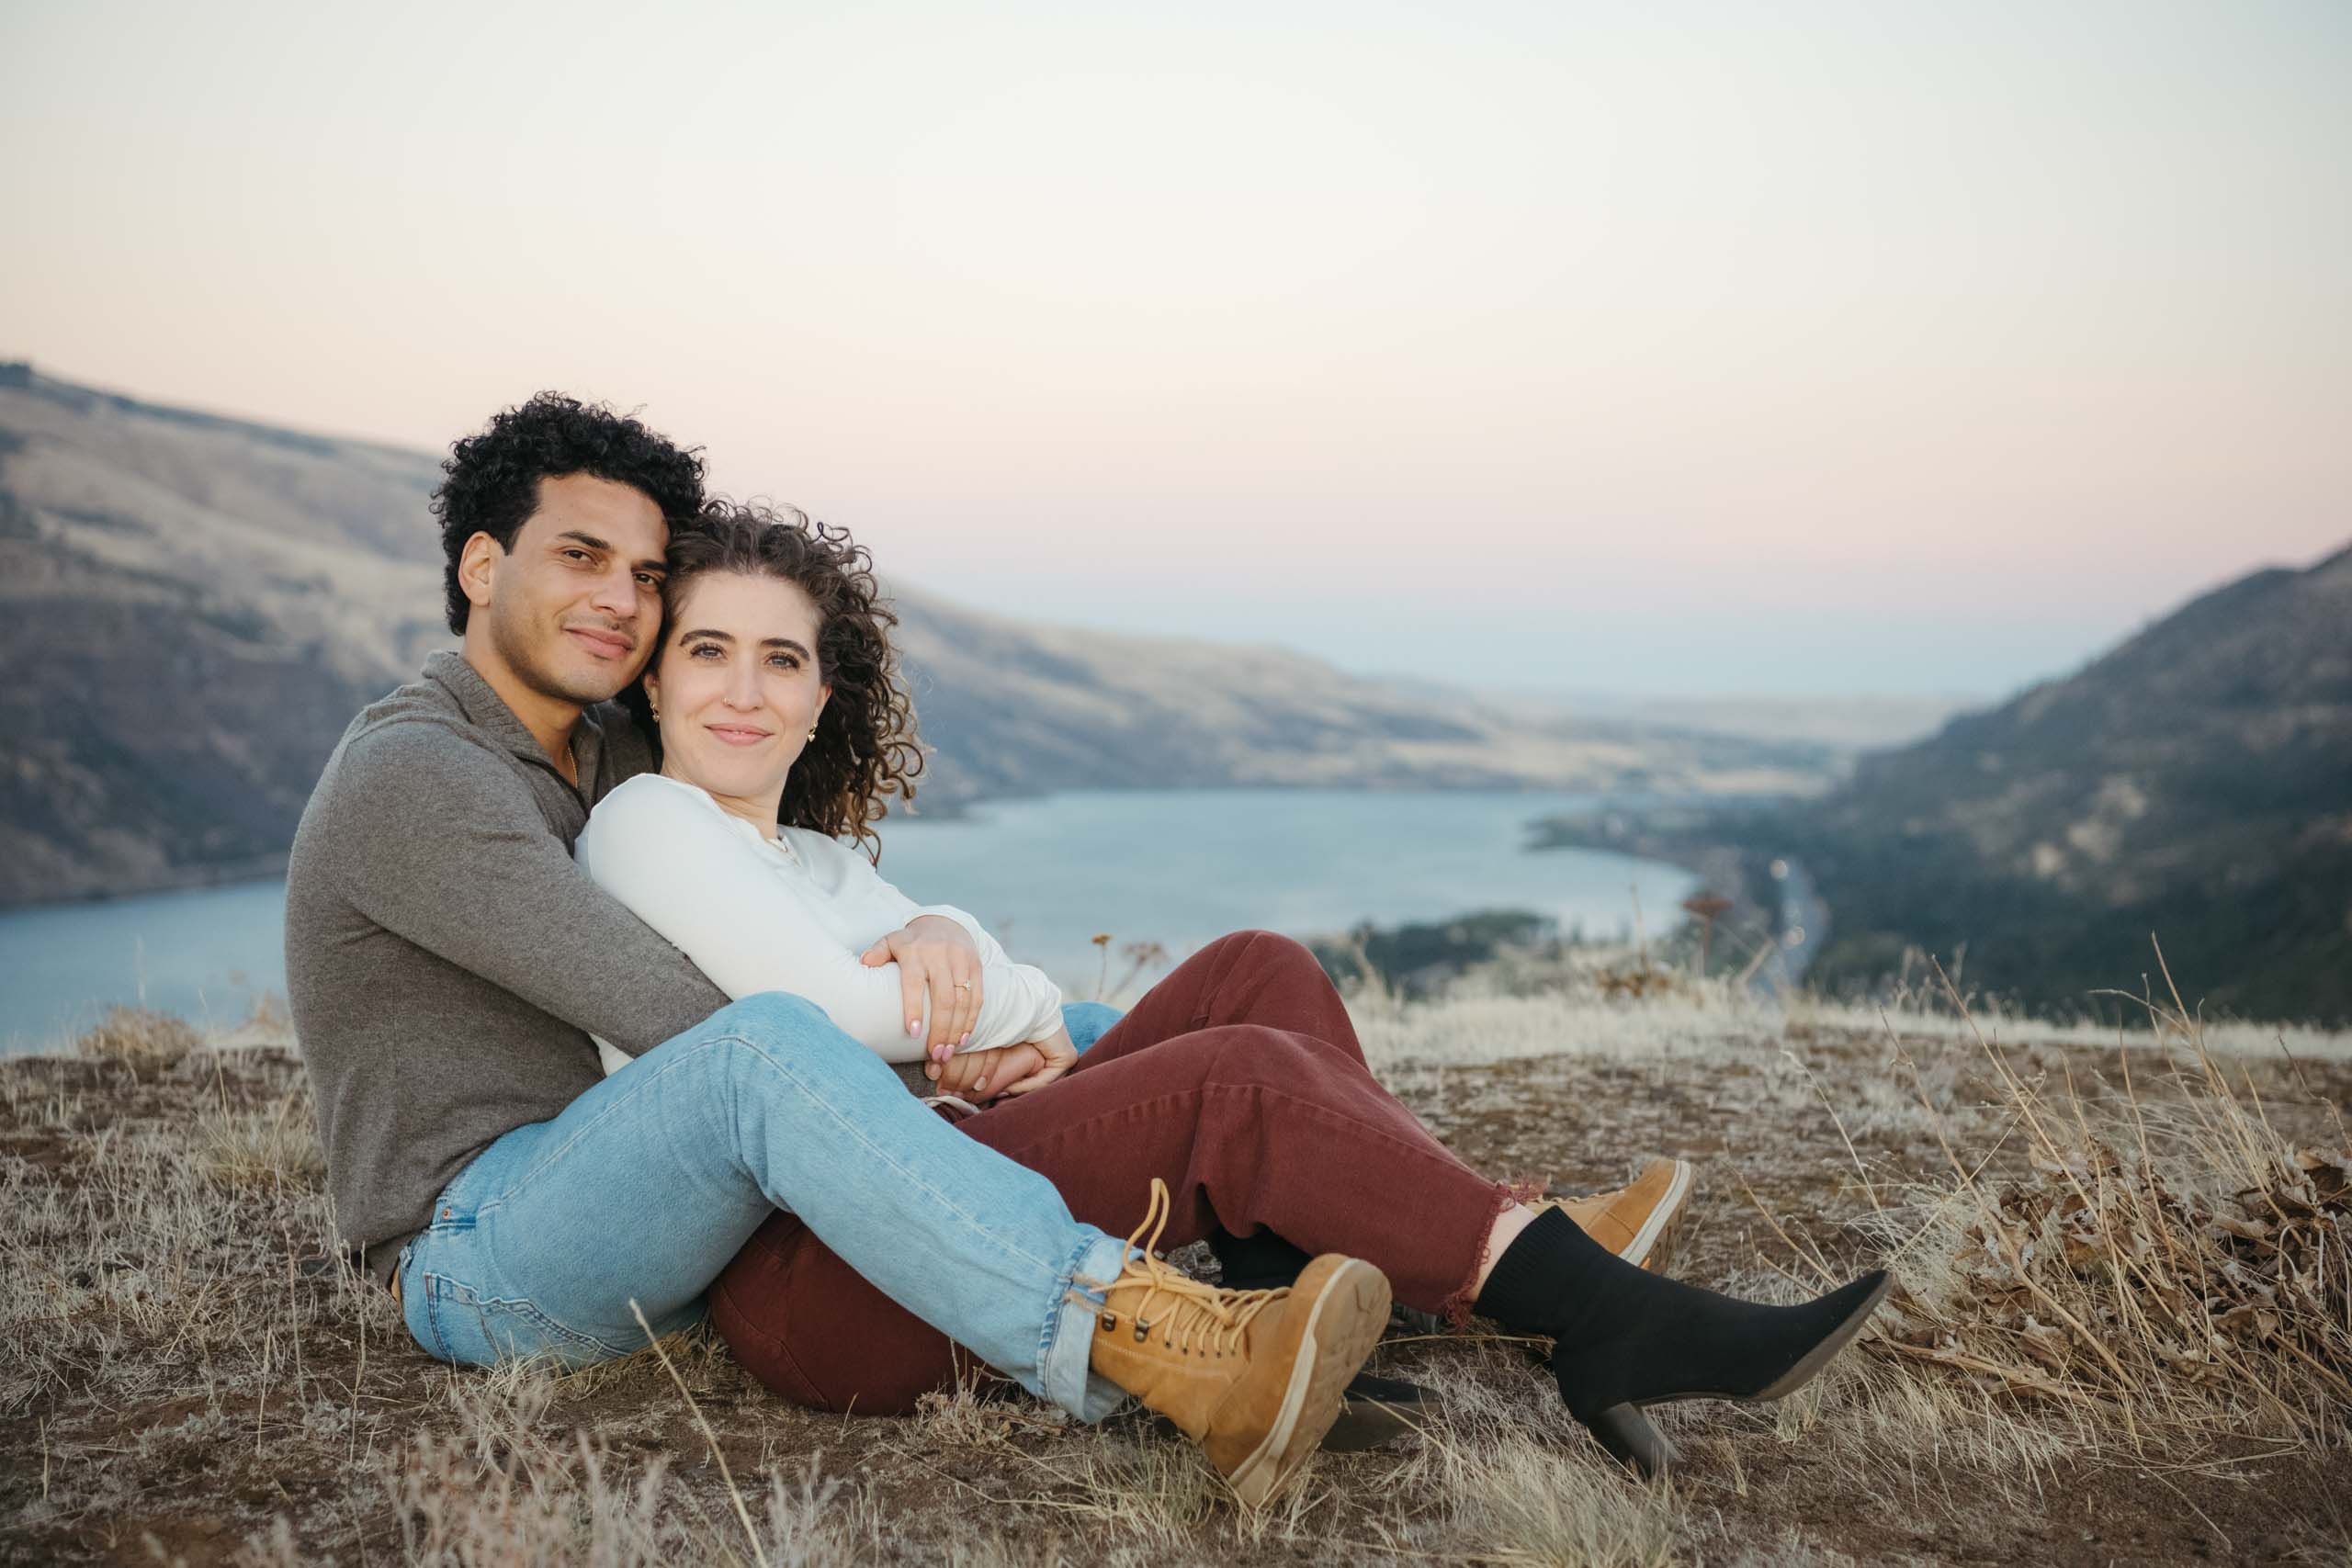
[72,1005,200,1072]
[1871,958,2352,1456]
[198,1086,327,1190]
[1590,959,1699,1004]
[1451,1433,1688,1567]
[356,1425,879,1568]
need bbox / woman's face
[642,571,831,824]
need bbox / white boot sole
[1224,1259,1392,1508]
[1620,1158,1694,1269]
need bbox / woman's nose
[724,664,763,707]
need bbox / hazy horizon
[5,0,2345,699]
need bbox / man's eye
[562,548,590,561]
[635,572,662,588]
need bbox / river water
[0,787,1694,1053]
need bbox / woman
[576,502,1892,1477]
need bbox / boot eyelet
[1099,1312,1117,1333]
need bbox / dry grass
[196,1083,326,1191]
[1865,960,2352,1460]
[4,975,2349,1565]
[72,1005,200,1074]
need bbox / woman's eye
[768,655,800,671]
[688,644,720,659]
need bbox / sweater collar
[421,649,606,784]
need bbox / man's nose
[589,563,638,619]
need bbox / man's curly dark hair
[628,501,924,858]
[431,392,707,634]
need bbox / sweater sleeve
[322,720,729,1053]
[577,778,1061,1061]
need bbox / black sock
[1475,1207,1623,1341]
[1207,1225,1314,1292]
[1476,1209,1888,1415]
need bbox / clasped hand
[926,1022,1078,1101]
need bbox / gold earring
[807,726,818,741]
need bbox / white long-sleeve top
[573,773,1064,1066]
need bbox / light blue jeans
[398,995,1130,1418]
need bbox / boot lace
[1108,1178,1285,1358]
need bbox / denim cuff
[1043,1232,1131,1422]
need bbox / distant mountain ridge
[0,363,1831,907]
[1753,543,2351,1021]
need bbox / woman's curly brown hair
[629,501,922,858]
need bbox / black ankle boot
[1477,1210,1892,1474]
[1324,1371,1432,1451]
[1207,1224,1315,1292]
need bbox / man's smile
[563,624,636,660]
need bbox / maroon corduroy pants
[707,930,1518,1414]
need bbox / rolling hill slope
[0,364,1829,906]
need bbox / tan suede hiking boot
[1088,1179,1392,1509]
[1541,1157,1693,1272]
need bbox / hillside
[0,364,1831,907]
[1548,544,2352,1022]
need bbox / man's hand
[861,915,982,1053]
[927,1042,1043,1100]
[926,1021,1078,1100]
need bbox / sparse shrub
[1089,933,1171,1004]
[74,1005,200,1072]
[1591,960,1690,1002]
[1312,909,1561,1000]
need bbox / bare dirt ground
[4,988,2348,1566]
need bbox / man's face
[463,473,669,707]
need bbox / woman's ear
[641,668,662,717]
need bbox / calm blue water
[0,788,1692,1053]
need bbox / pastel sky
[3,1,2345,698]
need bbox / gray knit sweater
[285,651,728,1284]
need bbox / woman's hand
[861,915,982,1053]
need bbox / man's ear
[457,531,503,613]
